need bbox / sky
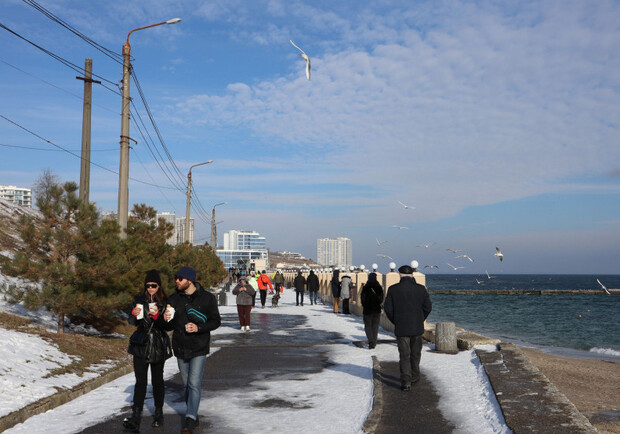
[1,0,619,274]
[1,287,509,433]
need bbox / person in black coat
[384,264,432,391]
[163,266,221,433]
[123,269,172,432]
[293,271,306,306]
[307,270,320,305]
[331,269,341,313]
[360,272,384,349]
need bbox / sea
[424,274,620,362]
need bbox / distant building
[0,185,32,207]
[99,211,194,245]
[217,230,269,270]
[317,237,352,268]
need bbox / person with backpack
[257,270,273,309]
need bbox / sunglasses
[145,283,159,289]
[175,276,185,281]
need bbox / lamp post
[117,18,181,239]
[210,202,227,248]
[185,160,213,243]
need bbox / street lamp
[185,160,213,243]
[117,18,181,238]
[210,202,227,248]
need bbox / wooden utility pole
[76,58,100,204]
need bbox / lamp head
[166,18,182,24]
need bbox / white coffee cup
[166,305,175,322]
[136,304,144,320]
[148,302,157,315]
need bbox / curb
[362,355,383,433]
[0,359,133,432]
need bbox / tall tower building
[317,237,352,268]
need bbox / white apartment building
[317,237,352,268]
[156,212,194,245]
[218,230,268,270]
[0,185,32,207]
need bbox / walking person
[232,276,255,331]
[123,269,172,432]
[257,270,273,308]
[361,272,384,349]
[247,273,259,308]
[294,271,306,306]
[307,270,320,305]
[384,263,432,391]
[273,270,284,295]
[331,269,341,313]
[163,266,221,433]
[341,272,353,314]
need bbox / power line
[0,143,116,152]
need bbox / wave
[589,347,620,357]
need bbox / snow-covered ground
[2,288,509,433]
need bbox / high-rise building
[218,230,268,270]
[317,237,352,268]
[156,212,194,245]
[0,185,32,207]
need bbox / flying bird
[377,254,394,260]
[424,264,439,269]
[494,247,504,262]
[446,248,463,253]
[485,270,496,279]
[392,225,409,230]
[475,278,484,285]
[446,263,465,271]
[376,238,388,246]
[455,254,474,262]
[290,39,311,80]
[398,201,415,210]
[417,242,436,248]
[596,278,611,295]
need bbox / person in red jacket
[257,270,273,309]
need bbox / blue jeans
[177,355,207,420]
[309,291,318,304]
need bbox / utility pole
[211,202,227,248]
[185,160,213,243]
[76,58,100,205]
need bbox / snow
[2,288,510,433]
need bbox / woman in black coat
[123,269,172,432]
[360,272,384,349]
[331,269,341,313]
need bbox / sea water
[425,274,620,361]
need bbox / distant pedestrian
[361,272,384,349]
[341,273,353,314]
[163,266,221,433]
[257,270,273,308]
[248,274,259,307]
[331,269,341,313]
[384,264,432,391]
[123,269,172,432]
[307,270,320,305]
[273,271,284,294]
[232,276,255,331]
[294,271,306,306]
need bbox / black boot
[151,407,164,427]
[122,406,142,432]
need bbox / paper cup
[166,305,175,321]
[148,302,156,314]
[136,305,144,320]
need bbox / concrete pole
[118,43,131,239]
[210,206,216,248]
[185,170,192,243]
[78,58,94,205]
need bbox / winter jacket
[273,273,285,285]
[257,274,273,290]
[128,294,171,363]
[232,282,256,305]
[340,276,353,300]
[384,276,432,337]
[248,277,259,292]
[331,270,341,298]
[307,271,320,292]
[361,279,384,315]
[164,283,221,359]
[293,274,306,292]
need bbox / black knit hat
[144,269,162,287]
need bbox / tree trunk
[57,312,65,334]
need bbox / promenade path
[4,288,596,433]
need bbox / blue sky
[1,0,619,274]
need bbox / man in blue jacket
[384,263,432,391]
[164,266,221,433]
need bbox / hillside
[269,251,321,269]
[0,198,41,258]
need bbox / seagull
[475,278,484,285]
[485,270,496,279]
[424,264,439,269]
[446,263,465,271]
[392,225,409,230]
[376,254,394,260]
[494,247,504,262]
[455,254,474,262]
[290,39,311,80]
[596,278,611,295]
[446,248,463,253]
[398,201,415,210]
[417,242,436,248]
[376,238,388,246]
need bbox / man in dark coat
[164,266,221,433]
[307,270,320,305]
[331,269,341,313]
[360,272,384,349]
[293,271,306,306]
[384,263,432,391]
